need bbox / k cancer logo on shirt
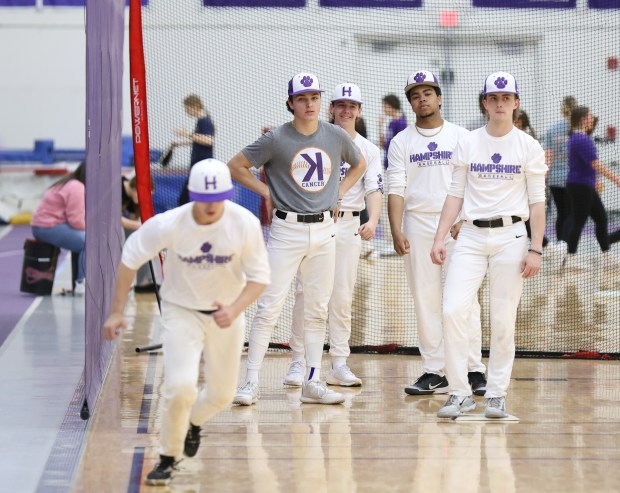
[470,153,522,180]
[290,147,333,191]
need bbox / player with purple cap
[387,70,486,398]
[284,82,383,388]
[431,71,547,420]
[102,159,270,485]
[228,72,367,406]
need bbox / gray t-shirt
[242,121,361,213]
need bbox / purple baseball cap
[187,159,234,203]
[288,73,325,96]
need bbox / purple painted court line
[0,226,38,348]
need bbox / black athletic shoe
[145,455,178,486]
[468,372,487,396]
[184,424,201,457]
[404,373,449,395]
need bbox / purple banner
[589,0,620,7]
[204,0,304,6]
[320,0,421,6]
[473,0,575,7]
[0,0,35,5]
[43,0,147,4]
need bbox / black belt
[275,210,333,223]
[338,211,361,217]
[473,216,522,228]
[198,309,218,315]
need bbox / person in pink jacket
[31,162,86,293]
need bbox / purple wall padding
[85,0,124,414]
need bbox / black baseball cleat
[405,373,449,395]
[468,372,487,396]
[184,423,201,457]
[145,455,179,486]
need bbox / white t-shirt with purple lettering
[339,133,383,212]
[121,202,270,311]
[448,126,547,221]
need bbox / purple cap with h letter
[483,71,519,95]
[331,83,363,104]
[404,70,441,94]
[288,73,325,96]
[188,159,234,203]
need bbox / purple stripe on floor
[0,226,38,348]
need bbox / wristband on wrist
[528,248,543,256]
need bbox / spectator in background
[545,96,577,243]
[176,94,215,205]
[31,162,86,295]
[121,174,159,292]
[516,110,549,248]
[562,106,620,271]
[515,110,538,140]
[466,92,487,131]
[379,94,407,169]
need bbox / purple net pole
[84,0,125,416]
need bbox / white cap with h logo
[331,83,363,104]
[188,159,234,202]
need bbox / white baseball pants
[403,212,484,376]
[443,221,528,398]
[246,214,336,372]
[159,301,245,458]
[289,214,362,361]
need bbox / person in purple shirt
[563,106,620,271]
[379,94,407,170]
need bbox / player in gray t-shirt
[228,72,366,406]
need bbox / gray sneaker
[233,381,259,406]
[300,380,345,405]
[485,396,508,418]
[437,394,476,418]
[283,360,305,387]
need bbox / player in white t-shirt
[102,160,270,486]
[285,83,383,387]
[431,72,547,419]
[387,71,486,397]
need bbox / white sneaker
[233,381,259,406]
[73,280,85,296]
[326,365,362,387]
[485,396,508,418]
[283,360,305,387]
[437,394,476,418]
[546,241,568,271]
[300,380,345,405]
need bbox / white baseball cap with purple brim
[188,159,234,202]
[288,73,325,96]
[483,71,519,95]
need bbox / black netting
[133,1,620,357]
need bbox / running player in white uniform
[285,83,383,387]
[102,160,270,486]
[431,72,547,419]
[228,73,367,406]
[387,71,486,396]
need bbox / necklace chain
[415,122,444,137]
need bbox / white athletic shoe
[437,394,476,418]
[300,380,345,405]
[326,365,362,387]
[485,396,508,418]
[233,381,259,406]
[283,360,305,387]
[546,241,568,271]
[73,280,86,296]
